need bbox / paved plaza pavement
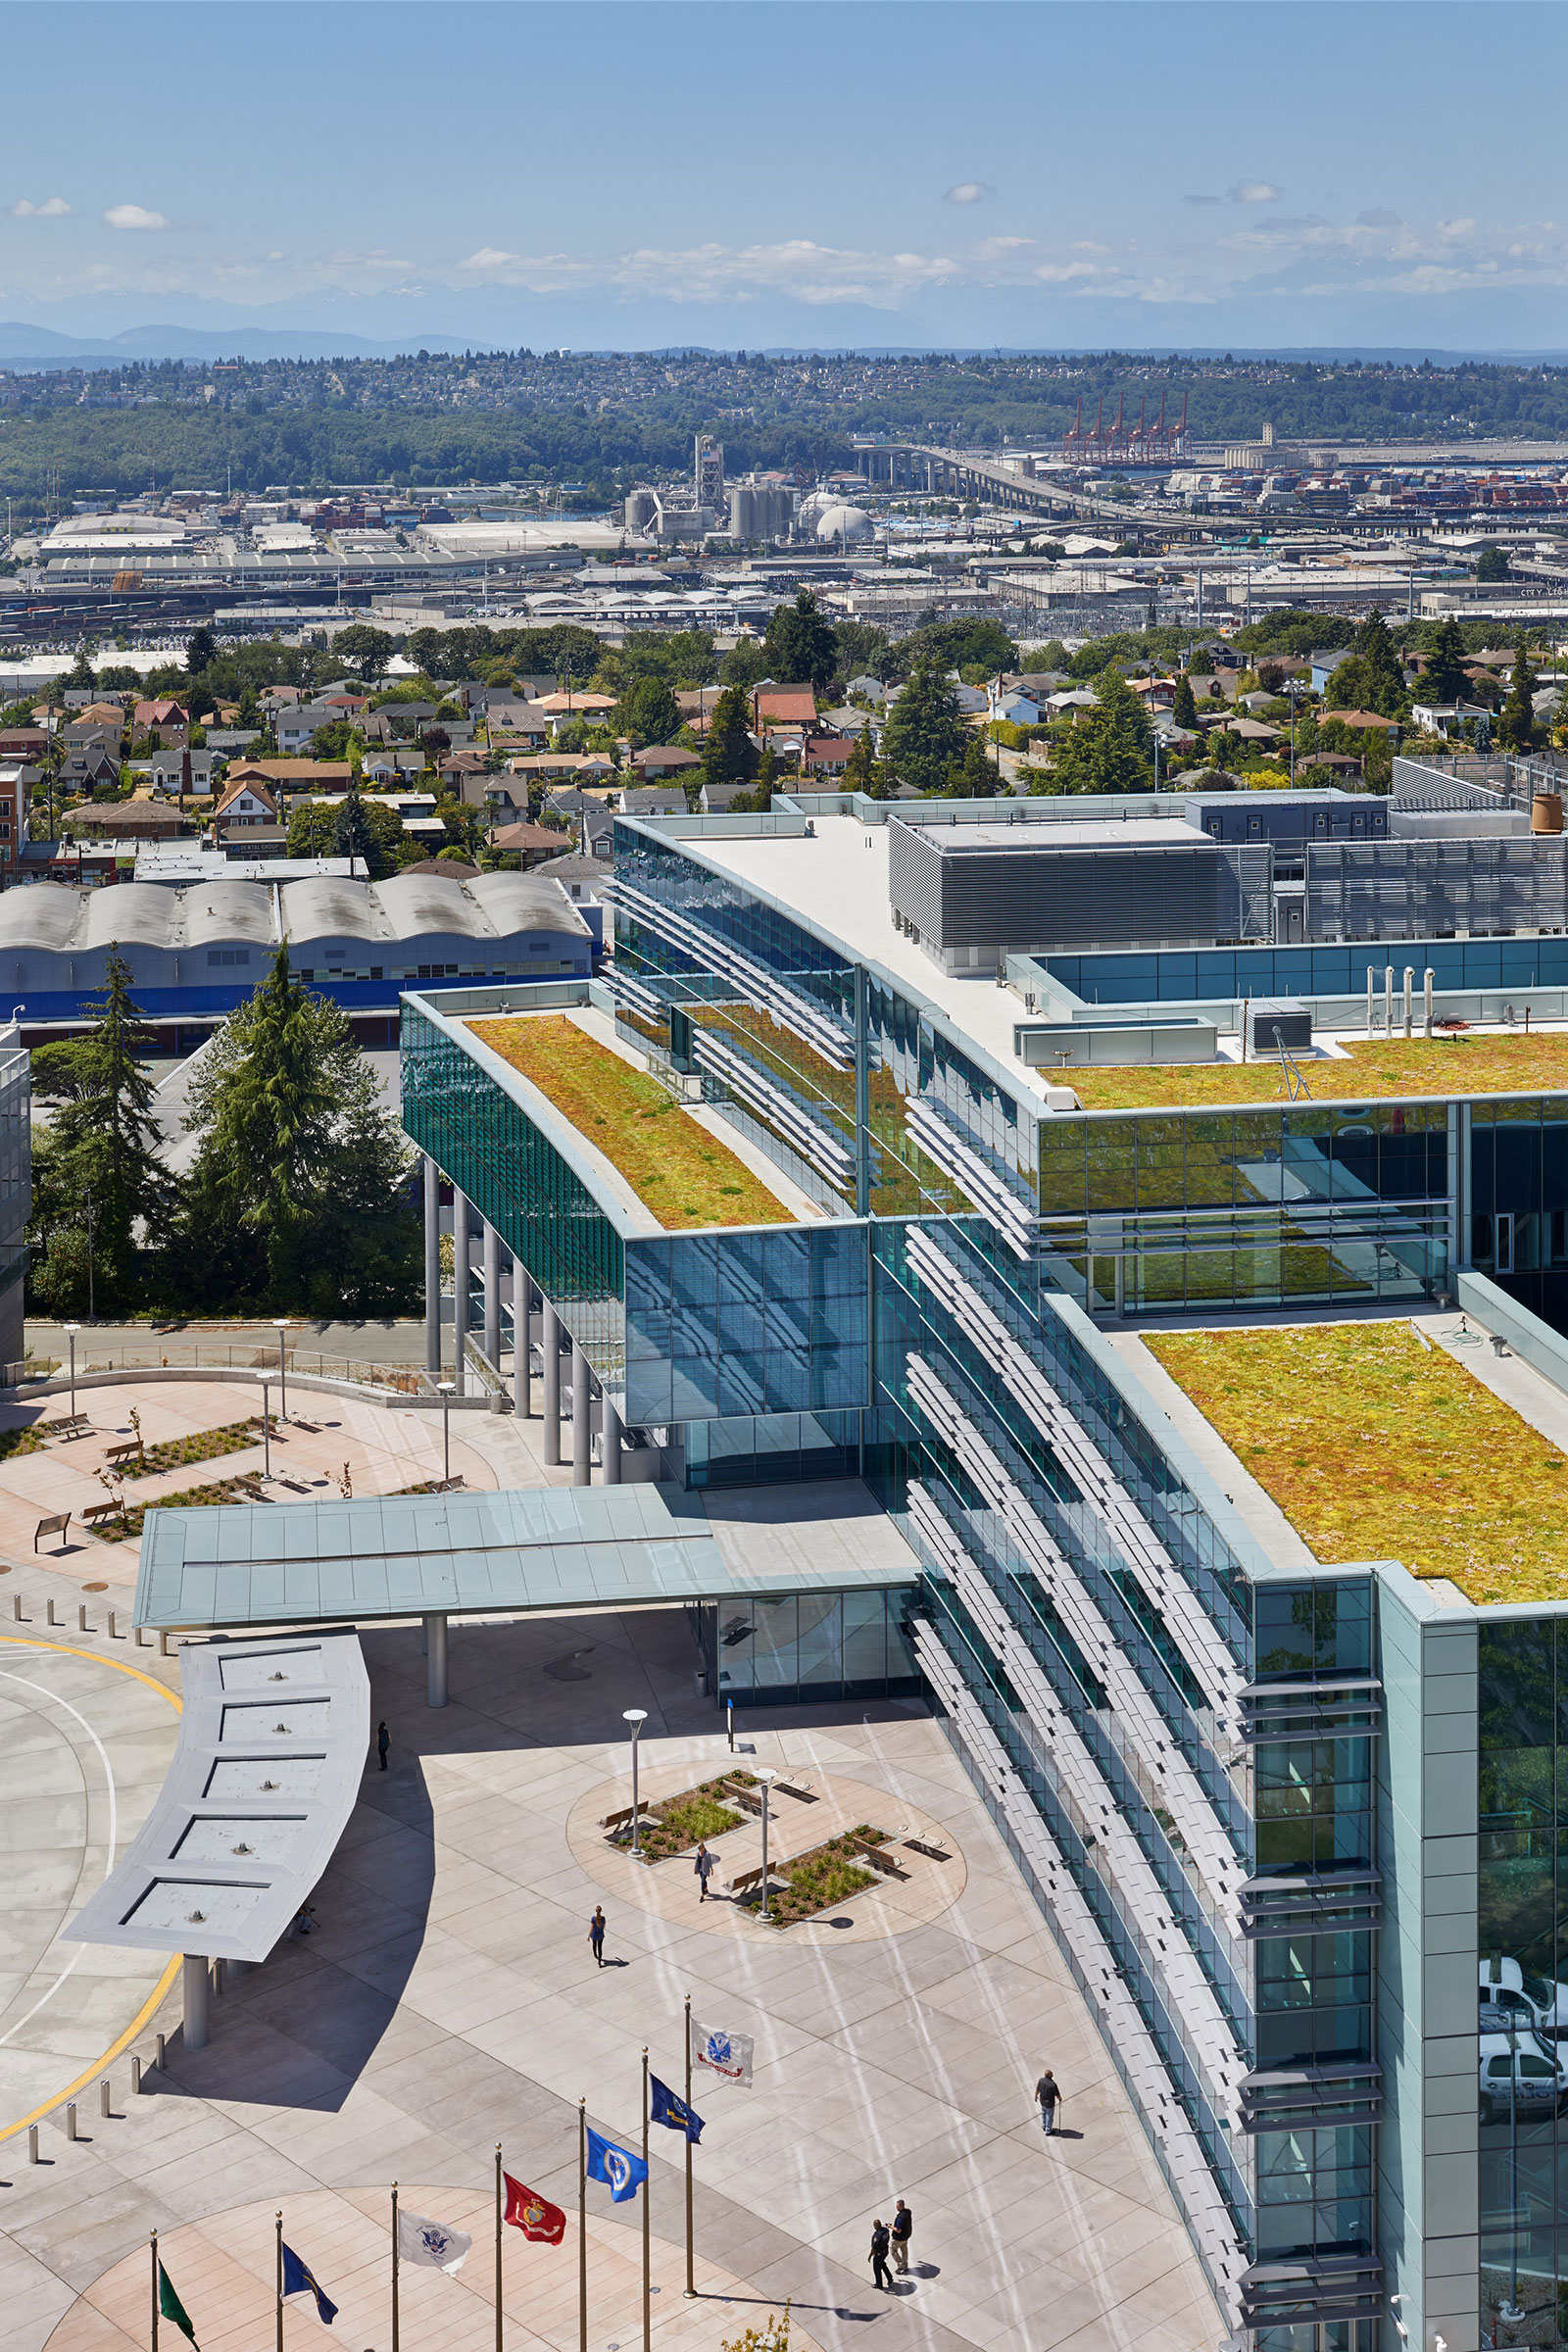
[0,1588,1224,2352]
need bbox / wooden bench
[33,1511,71,1552]
[600,1802,654,1833]
[103,1439,142,1469]
[80,1500,125,1529]
[45,1413,91,1443]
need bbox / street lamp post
[272,1319,289,1423]
[261,1377,270,1482]
[1498,2022,1525,2327]
[756,1766,777,1921]
[437,1381,454,1488]
[62,1321,79,1421]
[623,1709,648,1856]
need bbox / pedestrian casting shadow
[155,1745,436,2115]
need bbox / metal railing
[4,1345,434,1394]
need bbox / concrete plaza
[0,1584,1223,2352]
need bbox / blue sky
[3,2,1566,352]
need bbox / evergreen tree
[752,742,778,811]
[1499,640,1539,753]
[1048,670,1155,795]
[701,685,760,792]
[1349,608,1406,716]
[183,626,218,679]
[1171,673,1200,730]
[334,779,402,877]
[176,948,418,1312]
[947,729,1000,798]
[881,662,969,795]
[843,722,877,796]
[763,590,838,691]
[26,948,169,1314]
[618,675,681,749]
[1420,615,1470,707]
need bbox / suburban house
[133,700,188,747]
[211,777,279,838]
[753,687,817,730]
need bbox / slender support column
[423,1156,441,1379]
[425,1612,448,1708]
[482,1222,501,1368]
[452,1193,471,1396]
[542,1300,563,1465]
[571,1343,592,1488]
[601,1396,623,1485]
[182,1952,210,2051]
[521,1270,540,1411]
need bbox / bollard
[77,1604,89,1633]
[109,1610,120,1639]
[65,2101,76,2142]
[130,2055,141,2095]
[12,1592,23,1622]
[155,2033,166,2070]
[47,1599,60,1627]
[136,1627,152,1647]
[99,2078,111,2119]
[26,2125,38,2164]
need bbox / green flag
[159,2262,199,2347]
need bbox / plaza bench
[46,1413,92,1443]
[80,1500,125,1530]
[103,1439,142,1468]
[33,1511,71,1552]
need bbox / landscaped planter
[605,1773,754,1862]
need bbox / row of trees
[28,951,420,1319]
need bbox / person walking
[1036,2068,1061,2134]
[694,1841,715,1902]
[890,2198,912,2273]
[868,2219,893,2292]
[376,1721,390,1772]
[588,1905,607,1968]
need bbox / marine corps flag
[503,2174,566,2245]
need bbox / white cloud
[1229,180,1283,204]
[455,237,962,307]
[943,181,995,206]
[104,204,172,232]
[9,197,72,220]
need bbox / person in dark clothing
[891,2198,913,2272]
[1036,2069,1060,2133]
[694,1841,715,1900]
[376,1721,390,1771]
[589,1906,607,1967]
[869,2219,893,2291]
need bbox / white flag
[691,2017,754,2087]
[398,2209,471,2274]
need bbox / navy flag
[586,2126,648,2202]
[651,2075,705,2143]
[281,2241,339,2326]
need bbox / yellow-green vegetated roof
[471,1014,794,1231]
[1067,1032,1568,1113]
[1143,1319,1568,1605]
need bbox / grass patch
[470,1015,793,1231]
[0,1425,45,1461]
[611,1776,746,1860]
[760,1834,878,1925]
[88,1474,263,1542]
[1144,1319,1568,1604]
[127,1417,264,1479]
[1067,1032,1568,1113]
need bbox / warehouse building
[0,867,593,1021]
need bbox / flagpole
[578,2099,588,2352]
[275,2210,283,2352]
[150,2230,159,2352]
[641,2046,651,2352]
[683,1994,696,2297]
[391,2180,400,2352]
[495,2142,504,2352]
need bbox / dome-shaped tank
[813,503,873,544]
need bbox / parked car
[1479,2030,1568,2123]
[1480,1956,1568,2037]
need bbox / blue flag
[586,2126,648,2202]
[281,2242,338,2327]
[651,2076,705,2143]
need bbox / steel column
[423,1156,441,1379]
[452,1193,470,1396]
[542,1299,563,1465]
[571,1343,592,1488]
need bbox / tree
[763,590,838,692]
[947,729,1000,798]
[702,685,760,792]
[332,624,396,682]
[183,626,218,678]
[287,803,340,859]
[1498,640,1539,753]
[1420,615,1471,707]
[1476,544,1510,583]
[1344,609,1406,717]
[719,637,773,692]
[619,675,682,749]
[175,947,418,1313]
[1047,670,1154,795]
[335,779,403,877]
[1172,673,1200,730]
[843,723,877,796]
[881,662,969,795]
[26,948,169,1313]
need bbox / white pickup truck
[1479,2031,1568,2124]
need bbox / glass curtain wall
[1471,1098,1568,1333]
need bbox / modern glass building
[403,796,1568,2352]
